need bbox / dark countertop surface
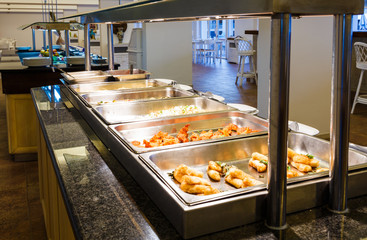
[31,85,367,240]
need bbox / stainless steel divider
[84,24,91,71]
[266,13,291,230]
[329,14,352,213]
[65,30,70,58]
[48,29,53,66]
[107,24,115,71]
[32,29,36,51]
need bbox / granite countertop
[31,86,367,240]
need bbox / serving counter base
[31,85,367,239]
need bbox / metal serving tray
[69,79,172,94]
[110,111,268,153]
[61,70,107,80]
[80,86,196,107]
[93,96,236,125]
[105,69,151,80]
[139,133,336,206]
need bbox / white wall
[257,16,333,134]
[235,19,258,42]
[143,21,192,85]
[0,13,64,48]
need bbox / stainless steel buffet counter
[32,83,367,239]
[41,77,367,239]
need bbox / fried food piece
[292,154,319,168]
[237,127,258,135]
[190,132,200,141]
[208,161,222,172]
[180,181,220,195]
[225,167,262,188]
[287,169,304,178]
[131,141,141,147]
[220,123,238,136]
[177,124,190,143]
[173,164,203,183]
[199,130,213,140]
[290,161,312,172]
[181,175,210,186]
[207,169,221,181]
[249,159,267,173]
[206,161,223,181]
[315,167,329,173]
[249,152,268,173]
[287,148,297,159]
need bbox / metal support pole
[65,30,70,57]
[329,14,352,213]
[32,29,36,51]
[107,24,115,71]
[84,24,91,71]
[43,31,47,49]
[48,29,53,66]
[266,13,291,230]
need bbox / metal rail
[84,24,91,71]
[48,29,53,66]
[329,14,353,213]
[107,24,115,71]
[266,13,291,229]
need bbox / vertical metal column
[84,24,91,71]
[329,14,352,213]
[43,31,47,49]
[266,13,291,230]
[107,24,115,71]
[48,29,53,66]
[65,30,70,57]
[32,29,36,51]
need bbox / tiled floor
[0,59,366,239]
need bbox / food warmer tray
[61,70,108,83]
[109,111,268,153]
[105,69,151,80]
[92,96,236,125]
[68,79,174,94]
[60,85,367,239]
[79,86,197,107]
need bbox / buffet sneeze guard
[59,0,365,237]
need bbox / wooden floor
[0,60,366,239]
[0,81,47,239]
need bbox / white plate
[176,84,192,91]
[227,103,259,114]
[210,94,225,102]
[154,78,176,85]
[288,121,319,136]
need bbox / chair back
[354,42,367,70]
[234,37,253,55]
[203,39,215,50]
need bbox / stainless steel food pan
[139,133,349,206]
[93,96,236,125]
[105,69,151,80]
[110,111,268,153]
[61,70,107,81]
[80,87,196,107]
[69,79,172,94]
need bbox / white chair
[198,39,216,64]
[352,42,367,114]
[234,37,257,85]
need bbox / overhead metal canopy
[19,22,84,31]
[59,0,364,24]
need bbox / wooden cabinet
[6,94,38,154]
[38,124,75,240]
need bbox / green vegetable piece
[306,154,314,159]
[287,166,291,171]
[260,160,268,165]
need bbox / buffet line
[59,69,367,238]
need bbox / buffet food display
[59,69,367,239]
